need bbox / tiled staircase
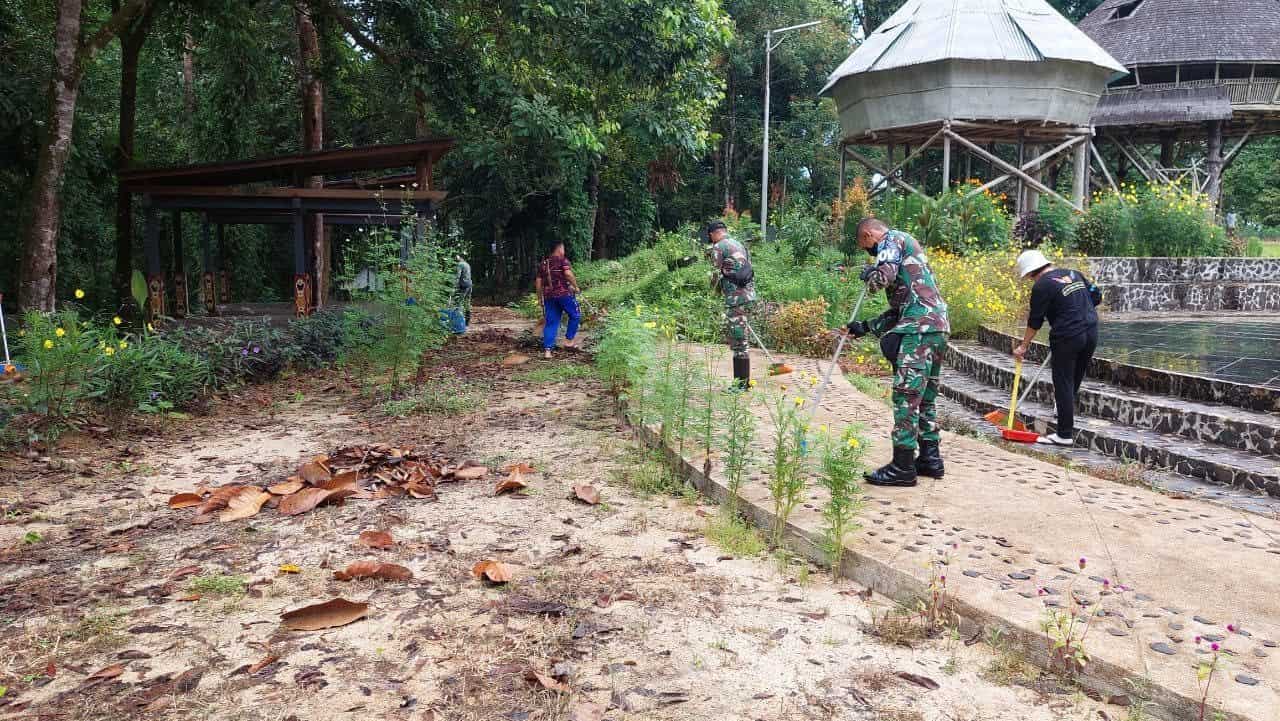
[939,331,1280,500]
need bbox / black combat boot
[732,355,750,390]
[865,447,918,487]
[915,439,944,479]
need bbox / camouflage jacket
[710,236,757,308]
[864,230,950,336]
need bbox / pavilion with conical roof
[1078,0,1280,202]
[823,0,1125,213]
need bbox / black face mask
[865,244,877,257]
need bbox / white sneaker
[1036,433,1074,447]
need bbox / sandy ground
[0,309,1105,721]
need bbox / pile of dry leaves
[167,444,489,524]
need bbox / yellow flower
[43,339,54,349]
[54,327,65,337]
[74,289,84,299]
[846,437,860,448]
[643,321,656,329]
[112,316,122,326]
[818,424,828,432]
[104,346,115,356]
[793,397,805,407]
[119,341,128,349]
[146,323,154,332]
[99,341,106,349]
[748,379,758,388]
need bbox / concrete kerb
[628,418,1250,721]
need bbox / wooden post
[200,216,218,316]
[1015,132,1026,214]
[170,210,187,317]
[216,224,231,304]
[292,200,310,317]
[1205,120,1224,204]
[1073,138,1089,210]
[1025,144,1041,214]
[838,142,847,199]
[1159,131,1175,170]
[143,202,165,320]
[964,150,972,184]
[942,134,951,192]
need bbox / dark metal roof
[120,139,455,189]
[1091,86,1234,126]
[1079,0,1280,67]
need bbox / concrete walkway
[667,346,1280,721]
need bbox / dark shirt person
[535,242,581,359]
[1012,250,1103,447]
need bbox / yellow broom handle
[1007,358,1023,430]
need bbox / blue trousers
[542,295,581,349]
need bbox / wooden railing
[1106,78,1280,105]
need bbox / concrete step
[939,368,1280,498]
[946,341,1280,458]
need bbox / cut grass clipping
[513,364,596,383]
[382,380,484,417]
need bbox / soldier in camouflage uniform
[844,218,950,487]
[706,221,757,389]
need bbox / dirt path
[1,309,1102,721]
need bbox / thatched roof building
[1077,0,1280,199]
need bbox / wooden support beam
[1205,120,1224,203]
[945,130,1082,212]
[846,147,923,198]
[966,136,1086,199]
[1222,126,1256,169]
[1104,132,1166,183]
[1090,140,1120,194]
[1072,138,1088,210]
[942,134,951,191]
[838,142,847,199]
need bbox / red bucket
[1000,428,1040,443]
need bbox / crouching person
[844,218,950,487]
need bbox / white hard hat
[1015,249,1052,279]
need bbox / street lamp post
[761,19,822,243]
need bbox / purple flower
[252,346,260,354]
[1078,557,1087,570]
[241,348,249,357]
[1227,624,1237,633]
[1211,643,1220,652]
[1195,636,1203,644]
[939,575,946,584]
[1037,587,1046,596]
[1102,578,1111,588]
[149,391,160,401]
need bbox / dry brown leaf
[299,461,331,484]
[356,530,394,549]
[333,561,413,582]
[246,655,279,675]
[319,470,360,491]
[501,353,531,367]
[278,487,335,516]
[194,485,242,515]
[176,594,201,602]
[405,481,436,499]
[569,702,604,721]
[268,479,305,496]
[87,663,125,681]
[280,598,369,631]
[453,465,488,480]
[503,462,536,475]
[167,493,203,509]
[525,667,570,693]
[471,560,513,584]
[169,565,201,579]
[573,484,601,505]
[218,488,271,522]
[494,472,528,496]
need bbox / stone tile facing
[1104,283,1280,312]
[978,327,1280,413]
[945,343,1280,457]
[1087,257,1280,284]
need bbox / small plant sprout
[719,373,756,520]
[1039,555,1100,675]
[1195,635,1227,721]
[818,425,866,578]
[764,389,809,549]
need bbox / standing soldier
[705,221,757,389]
[453,253,473,325]
[843,218,950,487]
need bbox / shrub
[766,299,835,356]
[165,321,287,387]
[89,334,213,416]
[830,178,875,260]
[1077,181,1225,256]
[15,310,100,433]
[284,308,355,368]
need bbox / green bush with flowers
[1077,181,1226,257]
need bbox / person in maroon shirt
[535,242,581,358]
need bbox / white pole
[760,30,772,243]
[0,293,11,367]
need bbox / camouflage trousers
[724,303,754,360]
[890,332,947,451]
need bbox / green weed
[705,513,765,558]
[382,380,484,417]
[513,364,597,383]
[817,425,866,578]
[188,574,247,597]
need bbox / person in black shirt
[1012,249,1103,447]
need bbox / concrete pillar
[942,135,952,193]
[1073,139,1090,210]
[1024,144,1041,213]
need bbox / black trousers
[1049,327,1098,438]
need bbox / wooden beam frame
[1090,140,1120,194]
[965,135,1087,199]
[845,147,923,198]
[944,129,1083,211]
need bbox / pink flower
[1227,624,1236,633]
[1195,636,1203,644]
[1078,557,1087,569]
[1211,643,1220,652]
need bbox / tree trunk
[114,6,158,306]
[19,0,84,311]
[295,3,326,307]
[587,162,603,259]
[181,30,195,117]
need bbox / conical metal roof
[820,0,1125,95]
[1079,0,1280,67]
